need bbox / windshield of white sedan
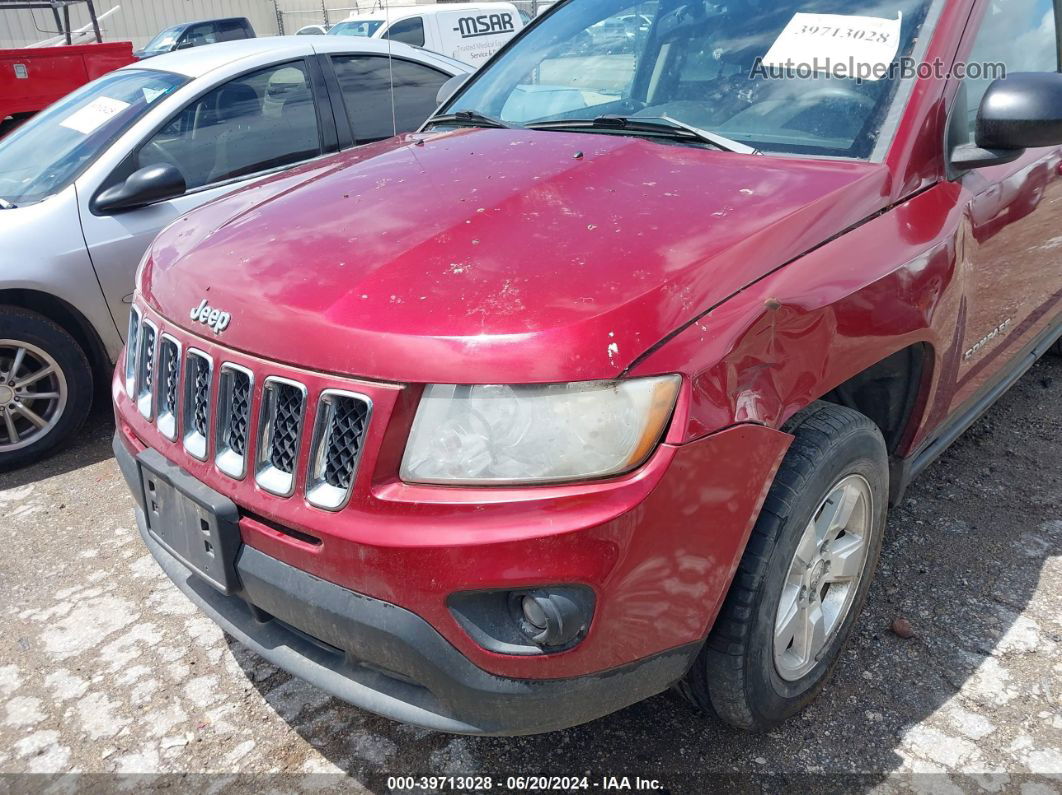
[0,69,185,207]
[446,0,936,157]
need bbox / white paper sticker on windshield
[761,12,903,81]
[142,87,166,104]
[59,96,131,134]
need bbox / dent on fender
[574,423,792,668]
[629,180,967,444]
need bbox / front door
[78,59,327,334]
[951,0,1062,411]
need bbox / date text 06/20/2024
[386,776,665,791]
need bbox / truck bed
[0,41,134,129]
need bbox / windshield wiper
[528,114,758,155]
[425,109,514,130]
[0,198,16,209]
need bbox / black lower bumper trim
[115,432,701,736]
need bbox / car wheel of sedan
[0,306,92,471]
[682,402,888,730]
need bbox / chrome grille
[324,400,366,486]
[136,321,157,419]
[271,385,302,472]
[255,377,307,496]
[226,372,251,455]
[183,350,212,460]
[127,312,377,507]
[215,364,253,479]
[191,360,210,435]
[307,391,372,510]
[156,336,181,441]
[124,307,141,398]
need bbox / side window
[180,22,219,49]
[216,20,249,42]
[331,55,449,143]
[135,61,320,191]
[383,17,425,47]
[965,0,1060,136]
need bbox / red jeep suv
[113,0,1062,735]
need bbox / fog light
[517,589,593,648]
[447,585,595,655]
[521,595,549,629]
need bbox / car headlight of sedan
[400,375,681,485]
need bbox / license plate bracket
[137,448,242,594]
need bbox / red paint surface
[120,0,1062,680]
[142,129,890,386]
[0,42,135,122]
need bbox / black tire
[1049,336,1062,356]
[0,113,30,139]
[682,402,888,730]
[0,306,93,471]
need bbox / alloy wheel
[0,339,69,452]
[773,473,873,681]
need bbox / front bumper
[117,433,701,735]
[113,299,795,687]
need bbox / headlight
[400,375,681,485]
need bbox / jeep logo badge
[453,12,514,38]
[190,298,231,334]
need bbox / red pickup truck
[112,0,1062,735]
[0,42,134,134]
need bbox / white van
[328,3,524,67]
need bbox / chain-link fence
[274,1,362,34]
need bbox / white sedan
[0,37,470,468]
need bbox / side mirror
[951,72,1062,171]
[95,164,187,213]
[437,73,469,106]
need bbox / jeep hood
[142,128,890,383]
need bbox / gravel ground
[0,356,1059,794]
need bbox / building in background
[0,0,537,48]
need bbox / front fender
[631,181,966,453]
[0,186,121,360]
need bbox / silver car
[0,36,470,469]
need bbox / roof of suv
[118,36,470,79]
[172,17,251,29]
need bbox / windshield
[142,25,182,53]
[444,0,938,158]
[328,20,384,37]
[0,69,185,207]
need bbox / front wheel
[0,306,93,471]
[683,402,888,729]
